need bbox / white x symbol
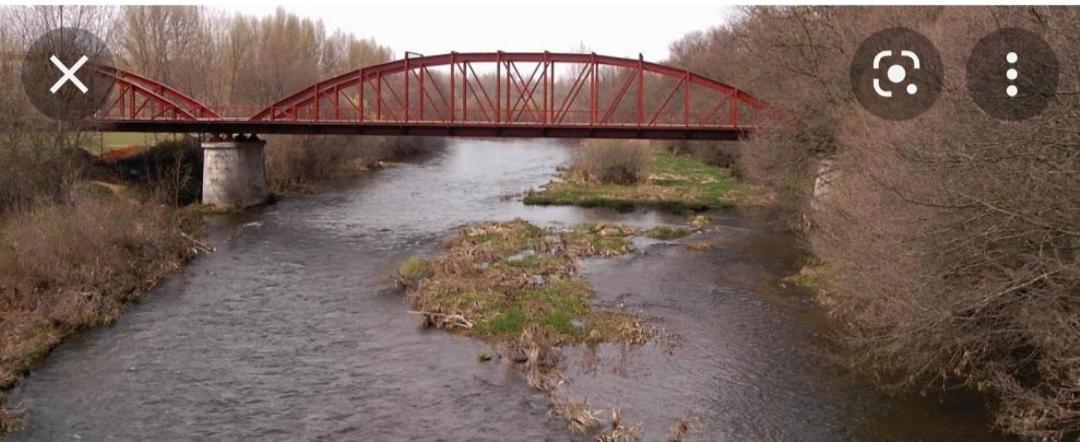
[49,55,89,94]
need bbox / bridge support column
[202,136,268,208]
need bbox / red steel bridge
[87,52,768,140]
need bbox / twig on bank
[179,231,213,253]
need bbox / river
[7,139,1007,441]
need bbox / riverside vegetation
[524,139,744,212]
[396,219,648,348]
[0,129,212,433]
[0,186,204,433]
[669,6,1080,438]
[452,139,731,438]
[5,4,1073,440]
[396,218,707,439]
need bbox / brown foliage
[569,140,652,185]
[0,192,198,390]
[672,6,1080,437]
[265,135,441,193]
[0,193,196,329]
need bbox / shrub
[397,256,428,279]
[669,6,1080,437]
[0,192,196,390]
[111,138,203,206]
[0,146,91,219]
[265,135,442,193]
[569,140,652,185]
[395,255,429,289]
[661,140,739,169]
[644,226,691,240]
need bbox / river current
[7,139,1006,441]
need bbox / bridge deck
[85,120,752,140]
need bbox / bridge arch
[93,65,220,121]
[249,52,767,130]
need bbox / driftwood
[179,231,213,253]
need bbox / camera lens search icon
[851,27,943,121]
[873,50,920,97]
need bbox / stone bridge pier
[202,134,268,208]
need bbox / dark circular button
[20,27,115,121]
[967,27,1058,121]
[850,27,944,121]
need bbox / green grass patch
[544,311,578,335]
[71,132,178,155]
[398,256,428,279]
[644,226,691,240]
[485,307,527,334]
[395,255,430,289]
[524,150,741,212]
[503,253,541,268]
[99,132,174,150]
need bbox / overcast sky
[217,1,734,62]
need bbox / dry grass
[549,399,601,434]
[689,215,712,230]
[666,416,699,441]
[596,408,643,442]
[0,192,200,431]
[568,140,652,186]
[548,397,648,441]
[0,147,90,219]
[0,388,23,433]
[644,226,691,240]
[400,219,657,440]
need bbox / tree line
[668,6,1079,438]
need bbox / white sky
[216,0,735,62]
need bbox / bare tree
[673,6,1080,438]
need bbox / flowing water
[7,139,1007,441]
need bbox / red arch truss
[249,52,768,131]
[93,65,220,121]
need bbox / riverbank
[0,189,204,433]
[523,149,743,212]
[3,139,1007,440]
[0,136,445,435]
